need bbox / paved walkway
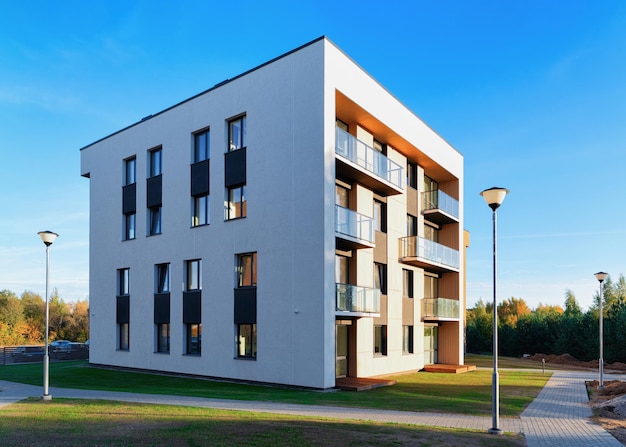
[1,370,624,446]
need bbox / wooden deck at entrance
[335,376,397,391]
[423,364,476,373]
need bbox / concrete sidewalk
[1,370,624,446]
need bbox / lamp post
[480,187,509,435]
[38,230,58,401]
[594,271,608,390]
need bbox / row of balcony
[335,206,460,272]
[335,283,459,320]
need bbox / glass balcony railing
[335,127,403,190]
[422,298,460,319]
[336,283,380,314]
[399,236,460,270]
[421,190,459,220]
[335,205,374,244]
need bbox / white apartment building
[80,37,464,389]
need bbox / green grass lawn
[0,360,549,417]
[0,398,526,446]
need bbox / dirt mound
[526,353,626,371]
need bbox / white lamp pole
[480,187,509,435]
[38,230,58,401]
[594,271,608,390]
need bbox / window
[424,223,439,243]
[335,254,350,284]
[226,185,246,219]
[237,323,256,358]
[149,147,162,177]
[336,119,348,132]
[374,263,387,295]
[374,325,387,356]
[228,115,246,152]
[424,274,439,299]
[403,326,414,354]
[148,206,162,235]
[124,213,136,240]
[373,199,387,233]
[156,263,170,293]
[194,129,210,163]
[124,157,136,186]
[403,269,414,298]
[407,215,414,237]
[237,252,257,287]
[117,268,130,351]
[119,323,129,351]
[373,139,386,155]
[192,195,210,226]
[335,184,350,207]
[157,323,170,353]
[187,323,201,355]
[407,162,417,189]
[118,268,130,296]
[185,259,201,291]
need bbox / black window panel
[191,159,210,197]
[146,174,162,208]
[183,290,202,324]
[224,147,246,188]
[116,295,130,324]
[234,287,256,324]
[154,293,170,324]
[122,183,136,214]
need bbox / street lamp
[594,271,608,390]
[480,187,509,435]
[38,230,58,401]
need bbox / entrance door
[424,325,438,364]
[336,324,348,378]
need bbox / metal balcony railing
[335,205,374,244]
[336,283,380,314]
[335,127,403,190]
[421,190,459,220]
[399,236,460,270]
[422,298,460,319]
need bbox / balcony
[336,283,380,316]
[421,190,459,225]
[399,236,460,272]
[335,127,403,196]
[422,298,460,321]
[335,205,375,249]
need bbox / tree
[498,297,531,327]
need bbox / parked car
[49,340,72,359]
[11,346,45,363]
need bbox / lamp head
[594,272,608,283]
[480,187,509,211]
[38,231,59,247]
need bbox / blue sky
[1,1,625,310]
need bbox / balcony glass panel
[421,190,459,219]
[335,205,374,243]
[336,283,380,313]
[335,127,403,189]
[422,298,460,319]
[399,236,460,270]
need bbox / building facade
[80,37,464,389]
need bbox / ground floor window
[157,323,170,353]
[374,325,387,356]
[403,325,414,354]
[186,323,201,355]
[237,323,256,358]
[118,323,129,351]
